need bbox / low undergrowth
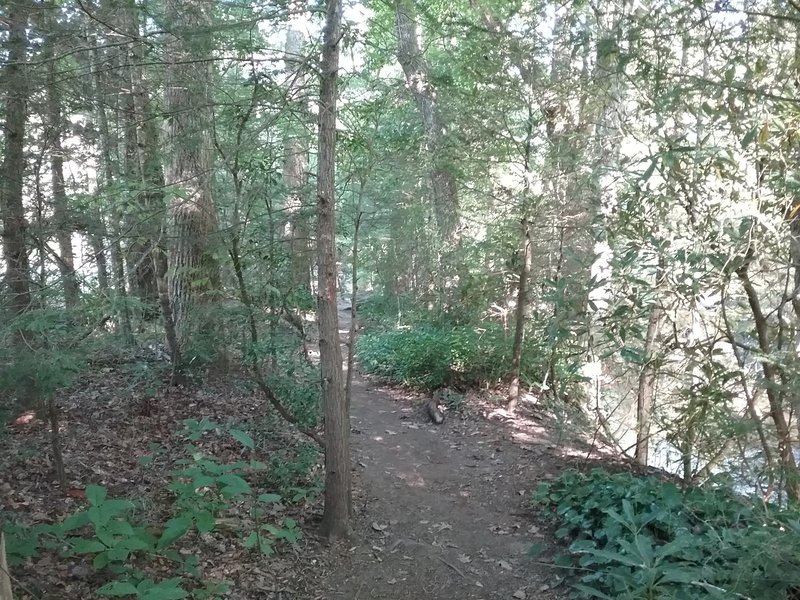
[3,419,311,600]
[533,469,800,600]
[356,324,545,390]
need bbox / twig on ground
[436,555,466,578]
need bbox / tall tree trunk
[634,268,663,465]
[737,261,800,502]
[120,0,160,310]
[507,218,532,412]
[1,0,32,317]
[346,207,363,414]
[93,46,134,343]
[283,26,312,291]
[46,55,80,308]
[89,229,110,292]
[317,0,351,540]
[393,0,459,245]
[164,0,221,360]
[130,2,169,325]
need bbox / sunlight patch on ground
[396,470,426,487]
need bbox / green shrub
[356,324,545,390]
[533,469,800,600]
[3,421,301,599]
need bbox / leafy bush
[533,469,800,600]
[265,443,322,501]
[356,293,418,327]
[356,324,544,390]
[3,421,301,599]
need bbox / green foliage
[97,578,189,600]
[264,363,321,430]
[436,388,465,411]
[0,309,88,409]
[3,420,303,598]
[265,443,322,500]
[356,324,544,390]
[534,469,800,600]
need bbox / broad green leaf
[138,579,189,600]
[86,484,108,506]
[71,538,107,554]
[741,125,758,148]
[106,546,131,562]
[527,543,546,558]
[641,159,657,182]
[229,429,255,449]
[96,580,139,596]
[218,474,251,497]
[194,510,215,534]
[572,584,615,599]
[59,510,90,533]
[257,493,282,504]
[156,516,193,550]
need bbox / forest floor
[0,305,620,600]
[322,304,590,600]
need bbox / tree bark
[393,0,459,245]
[93,45,134,343]
[164,0,221,358]
[737,261,800,502]
[283,26,312,291]
[317,0,351,540]
[634,274,663,466]
[346,208,363,414]
[507,218,532,412]
[46,54,80,309]
[89,231,110,292]
[121,0,160,309]
[1,0,32,317]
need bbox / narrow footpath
[320,307,572,599]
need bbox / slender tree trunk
[283,26,312,291]
[634,272,663,465]
[0,532,12,600]
[737,261,800,501]
[164,0,221,359]
[93,47,134,343]
[46,56,80,308]
[109,224,134,344]
[89,231,110,292]
[317,0,351,540]
[121,0,160,309]
[346,208,363,414]
[393,0,459,245]
[508,218,532,412]
[1,0,32,317]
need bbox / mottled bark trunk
[1,1,32,316]
[164,0,221,358]
[283,27,312,291]
[317,0,351,540]
[507,218,532,412]
[46,57,80,308]
[393,0,459,245]
[737,262,800,502]
[121,0,160,308]
[634,273,663,466]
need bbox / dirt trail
[321,307,571,600]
